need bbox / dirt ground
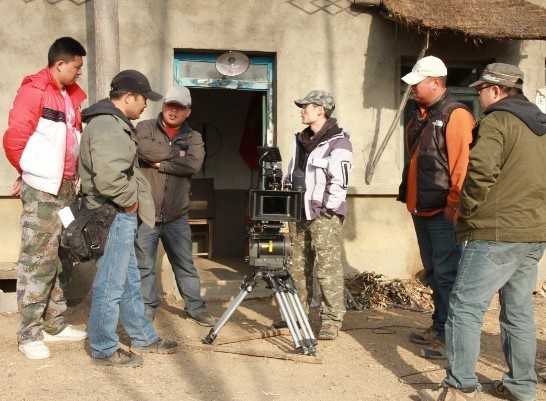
[1,292,546,401]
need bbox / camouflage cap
[294,90,335,112]
[469,63,524,89]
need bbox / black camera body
[247,147,302,270]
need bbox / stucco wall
[0,0,545,284]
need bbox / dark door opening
[187,88,265,259]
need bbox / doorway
[173,51,275,285]
[188,88,265,258]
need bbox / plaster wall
[0,0,545,286]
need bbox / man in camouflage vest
[284,90,352,340]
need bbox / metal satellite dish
[215,51,250,77]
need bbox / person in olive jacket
[79,70,178,367]
[419,64,546,401]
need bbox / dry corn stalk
[344,272,433,310]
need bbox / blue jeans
[135,214,206,318]
[88,213,159,358]
[444,240,545,401]
[412,213,462,341]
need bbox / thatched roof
[353,0,546,40]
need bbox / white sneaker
[43,325,88,342]
[19,341,51,360]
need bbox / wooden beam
[213,328,290,345]
[190,344,323,364]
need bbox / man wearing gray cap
[399,56,474,360]
[284,90,352,340]
[80,70,178,367]
[135,85,215,327]
[419,64,546,401]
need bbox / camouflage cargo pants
[17,179,75,344]
[289,214,345,328]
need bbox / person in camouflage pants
[290,216,345,327]
[3,37,88,359]
[285,90,352,340]
[17,179,75,342]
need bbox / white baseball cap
[402,56,448,85]
[163,85,192,107]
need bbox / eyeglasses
[475,84,495,95]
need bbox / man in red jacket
[3,37,88,360]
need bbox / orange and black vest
[398,91,471,212]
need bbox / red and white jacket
[3,67,87,195]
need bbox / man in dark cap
[419,63,546,401]
[283,90,352,341]
[79,70,178,367]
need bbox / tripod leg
[286,290,316,344]
[273,290,304,347]
[202,272,260,344]
[270,274,316,355]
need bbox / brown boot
[318,324,338,340]
[421,339,446,360]
[409,326,438,345]
[419,386,480,401]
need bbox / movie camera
[246,146,302,270]
[202,146,317,356]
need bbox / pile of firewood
[344,272,433,311]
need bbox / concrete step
[194,256,273,300]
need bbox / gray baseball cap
[163,85,192,107]
[469,63,524,89]
[294,90,335,112]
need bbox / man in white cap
[419,63,546,401]
[398,56,474,359]
[135,85,215,327]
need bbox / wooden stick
[190,343,323,364]
[214,328,290,345]
[365,33,430,184]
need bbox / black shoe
[131,338,178,354]
[93,348,143,367]
[186,312,215,327]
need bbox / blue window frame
[174,53,275,145]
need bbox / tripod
[202,266,317,356]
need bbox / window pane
[178,60,268,82]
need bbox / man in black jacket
[399,56,474,360]
[135,85,215,326]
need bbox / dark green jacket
[457,95,546,243]
[79,99,155,228]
